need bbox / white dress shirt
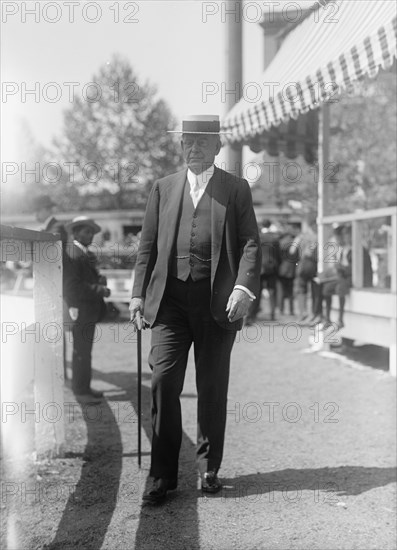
[73,239,88,254]
[187,165,215,208]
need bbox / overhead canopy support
[222,1,397,149]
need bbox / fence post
[352,220,363,288]
[0,226,65,458]
[32,239,65,457]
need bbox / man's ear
[215,137,222,156]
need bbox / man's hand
[69,307,79,321]
[129,297,147,330]
[226,289,252,322]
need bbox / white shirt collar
[73,239,88,254]
[187,165,215,191]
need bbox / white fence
[321,206,397,375]
[1,225,65,458]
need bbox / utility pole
[225,0,243,176]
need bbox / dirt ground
[1,311,396,550]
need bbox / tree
[251,67,396,219]
[53,54,183,209]
[328,67,396,214]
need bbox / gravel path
[1,317,396,550]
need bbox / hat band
[182,120,220,133]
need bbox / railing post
[352,220,363,288]
[32,239,65,458]
[390,213,397,293]
[390,212,396,376]
[317,102,330,273]
[0,225,65,459]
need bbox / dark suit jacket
[63,244,107,324]
[132,166,261,330]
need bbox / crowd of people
[246,218,373,331]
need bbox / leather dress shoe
[201,471,222,494]
[142,478,177,505]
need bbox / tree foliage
[53,54,183,209]
[328,68,396,213]
[252,67,396,218]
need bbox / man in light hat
[64,216,111,399]
[130,115,261,504]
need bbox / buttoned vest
[170,179,212,281]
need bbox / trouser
[72,320,96,394]
[248,274,277,320]
[278,277,294,314]
[148,276,236,480]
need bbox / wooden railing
[320,206,397,375]
[1,225,65,458]
[322,206,397,292]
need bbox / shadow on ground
[337,342,390,371]
[44,366,201,549]
[213,466,397,501]
[45,392,123,549]
[93,369,201,550]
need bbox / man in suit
[64,216,110,400]
[129,115,261,504]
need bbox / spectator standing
[278,223,300,316]
[64,216,111,400]
[291,222,318,324]
[322,224,373,329]
[246,219,281,323]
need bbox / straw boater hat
[168,114,229,135]
[66,216,101,234]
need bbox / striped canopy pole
[317,102,330,274]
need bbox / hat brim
[167,130,231,135]
[167,130,231,136]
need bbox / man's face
[181,133,221,174]
[74,226,95,246]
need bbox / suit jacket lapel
[210,167,232,281]
[165,169,188,257]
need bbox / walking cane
[136,311,142,468]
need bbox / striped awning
[222,0,397,145]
